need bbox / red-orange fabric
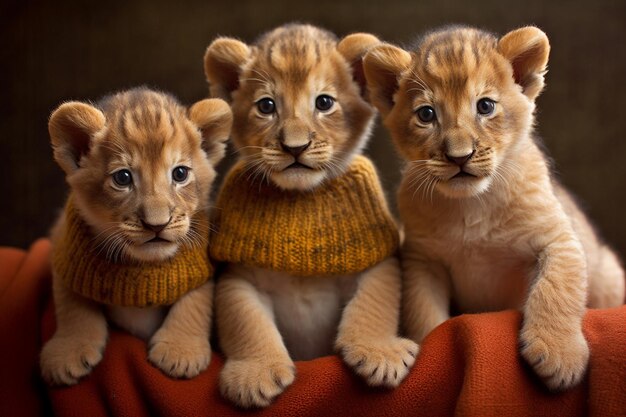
[1,240,624,417]
[0,240,52,417]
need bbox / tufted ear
[189,98,233,165]
[204,37,252,101]
[362,43,413,117]
[498,26,550,101]
[48,102,106,175]
[337,33,381,97]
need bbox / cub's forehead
[251,25,342,84]
[410,28,509,89]
[97,93,198,159]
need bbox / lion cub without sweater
[363,26,625,391]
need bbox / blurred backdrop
[1,0,625,259]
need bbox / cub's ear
[48,102,105,175]
[189,98,233,165]
[362,43,412,117]
[204,37,252,101]
[498,26,550,101]
[337,33,381,97]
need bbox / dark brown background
[1,0,625,260]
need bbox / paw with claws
[148,329,211,379]
[219,357,296,408]
[338,337,418,387]
[40,335,106,386]
[520,324,589,391]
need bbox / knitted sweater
[210,155,399,276]
[52,197,213,307]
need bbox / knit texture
[52,197,213,307]
[210,155,399,276]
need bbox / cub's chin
[270,165,327,191]
[436,174,493,199]
[126,240,180,263]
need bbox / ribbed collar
[52,196,212,307]
[210,155,399,276]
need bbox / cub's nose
[445,150,475,167]
[281,141,311,157]
[141,218,171,233]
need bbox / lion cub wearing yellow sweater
[205,24,417,408]
[40,88,231,385]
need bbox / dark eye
[315,95,335,111]
[172,166,189,183]
[112,169,132,187]
[416,106,436,123]
[256,98,276,115]
[477,98,496,115]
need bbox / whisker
[251,68,272,84]
[428,177,439,204]
[93,229,126,259]
[240,77,269,84]
[409,168,432,201]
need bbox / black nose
[141,218,171,233]
[445,150,475,166]
[281,141,311,157]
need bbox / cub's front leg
[336,256,418,387]
[148,280,213,378]
[521,229,589,391]
[40,278,108,385]
[401,246,451,343]
[216,268,295,408]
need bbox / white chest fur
[229,264,360,360]
[106,305,168,340]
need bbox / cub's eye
[416,106,436,123]
[477,98,496,116]
[256,98,276,115]
[315,95,335,112]
[172,166,189,183]
[112,169,132,187]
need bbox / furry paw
[40,335,105,385]
[220,357,296,408]
[148,330,211,379]
[339,337,418,388]
[520,325,589,391]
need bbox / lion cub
[40,88,232,385]
[204,24,417,408]
[363,26,625,391]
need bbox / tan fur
[363,26,625,391]
[204,24,376,191]
[205,24,417,408]
[40,88,232,385]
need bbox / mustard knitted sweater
[52,197,213,307]
[210,155,399,276]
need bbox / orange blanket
[0,239,624,417]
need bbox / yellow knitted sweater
[210,155,399,276]
[52,197,213,307]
